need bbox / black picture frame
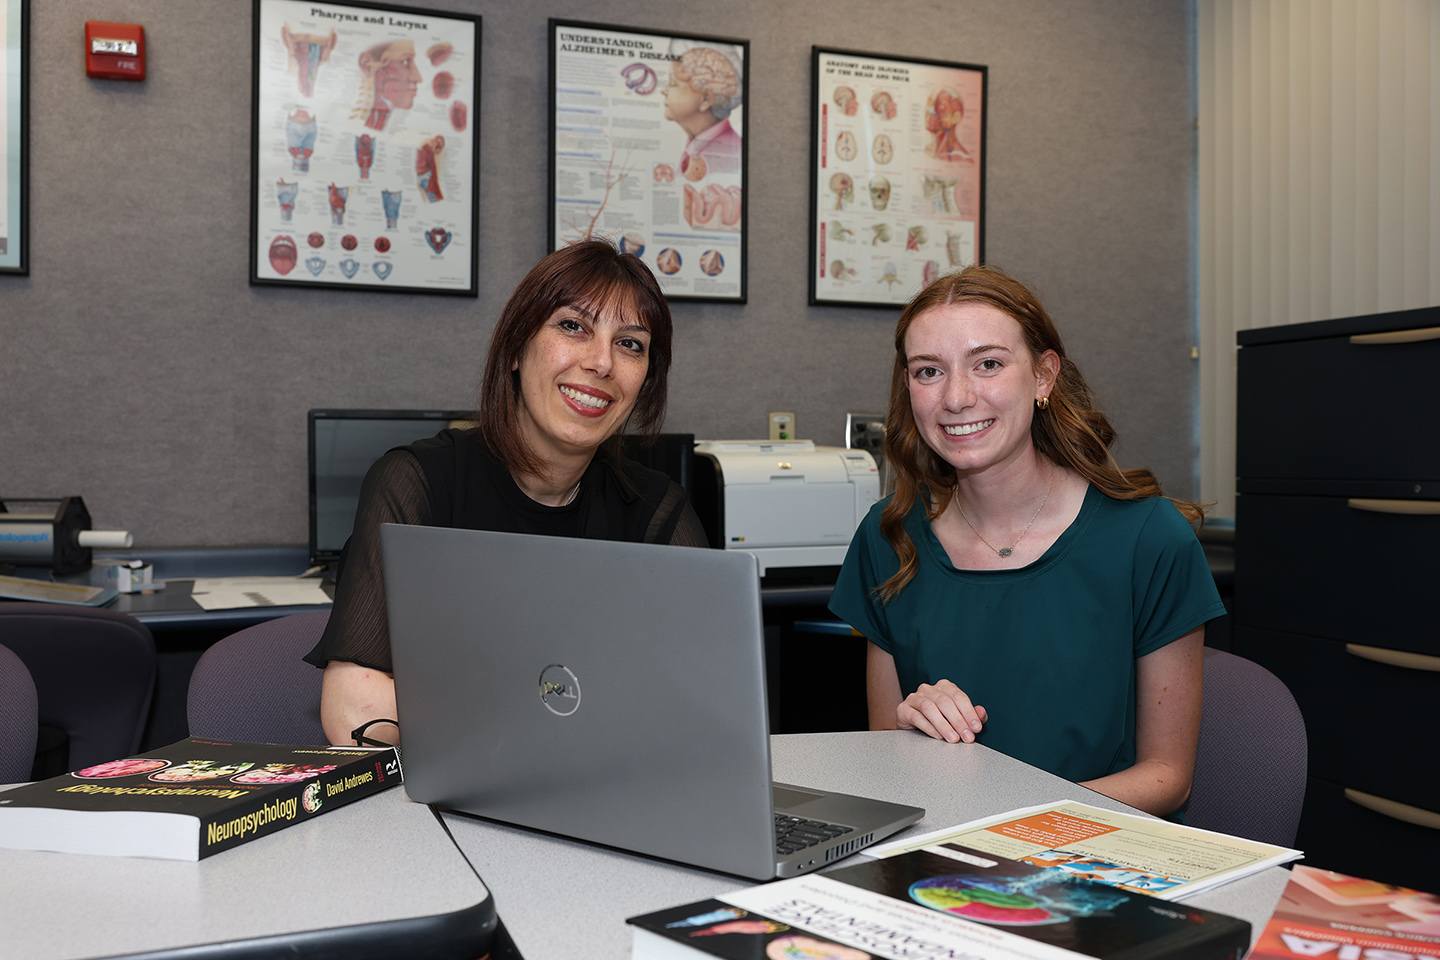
[549,19,749,303]
[1,0,29,276]
[809,47,987,308]
[250,0,481,295]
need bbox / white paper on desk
[859,799,1301,900]
[188,577,330,611]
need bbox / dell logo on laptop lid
[538,664,581,716]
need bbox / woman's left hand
[897,679,989,744]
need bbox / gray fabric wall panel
[1,0,1196,548]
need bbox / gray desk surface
[81,546,836,629]
[1,786,494,960]
[443,730,1291,959]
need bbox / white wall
[1198,0,1440,515]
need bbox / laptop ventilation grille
[825,832,873,862]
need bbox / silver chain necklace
[952,467,1054,558]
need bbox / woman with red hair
[829,265,1222,817]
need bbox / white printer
[691,440,880,575]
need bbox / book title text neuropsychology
[207,797,299,846]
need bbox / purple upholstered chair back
[1185,648,1308,846]
[0,643,39,783]
[0,603,156,772]
[186,610,329,746]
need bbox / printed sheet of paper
[863,800,1301,900]
[189,577,330,611]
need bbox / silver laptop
[381,524,924,881]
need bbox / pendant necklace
[953,466,1054,559]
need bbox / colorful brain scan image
[909,876,1061,926]
[765,935,871,959]
[232,763,338,785]
[150,760,256,783]
[301,781,324,813]
[74,758,170,779]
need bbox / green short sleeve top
[828,485,1225,783]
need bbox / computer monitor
[307,409,476,567]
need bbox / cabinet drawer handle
[1343,789,1440,830]
[1345,643,1440,672]
[1350,325,1440,345]
[1346,498,1440,516]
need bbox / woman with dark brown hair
[828,264,1223,816]
[306,241,706,745]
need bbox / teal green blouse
[829,486,1225,783]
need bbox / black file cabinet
[1235,306,1440,890]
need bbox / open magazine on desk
[862,799,1302,900]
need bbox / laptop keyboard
[775,814,853,856]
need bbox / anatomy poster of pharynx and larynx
[253,0,478,294]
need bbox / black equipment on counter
[0,497,132,575]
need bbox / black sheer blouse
[303,428,708,673]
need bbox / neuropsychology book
[0,738,400,861]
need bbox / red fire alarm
[85,22,146,81]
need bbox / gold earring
[1036,396,1050,410]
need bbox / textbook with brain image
[0,738,400,861]
[631,844,1251,960]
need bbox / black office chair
[0,643,39,783]
[187,610,330,745]
[0,603,157,773]
[1184,648,1308,846]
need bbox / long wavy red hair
[876,265,1202,602]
